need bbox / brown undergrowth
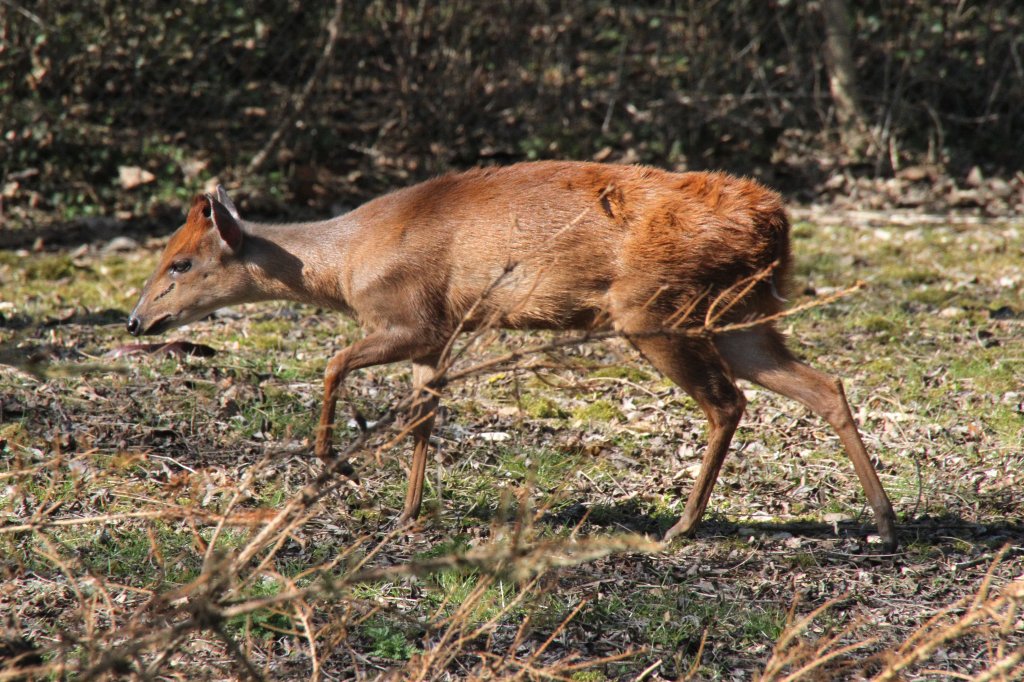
[1,213,1023,678]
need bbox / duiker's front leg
[314,332,430,465]
[397,356,442,524]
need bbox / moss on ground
[1,217,1021,678]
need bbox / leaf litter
[0,213,1022,679]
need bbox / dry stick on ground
[0,286,876,681]
[683,630,711,681]
[142,629,193,680]
[0,460,343,677]
[23,316,840,678]
[287,585,321,682]
[410,576,499,681]
[212,621,266,682]
[12,296,851,679]
[405,565,638,680]
[0,664,70,682]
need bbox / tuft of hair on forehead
[177,192,244,253]
[164,195,215,254]
[185,194,213,225]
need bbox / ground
[0,208,1022,679]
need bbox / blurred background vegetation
[1,0,1022,229]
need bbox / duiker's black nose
[127,315,141,336]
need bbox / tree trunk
[821,0,870,157]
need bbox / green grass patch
[3,212,1023,678]
[590,365,653,382]
[572,399,622,423]
[361,618,421,661]
[520,393,569,419]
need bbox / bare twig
[0,0,50,29]
[218,534,662,621]
[246,0,345,173]
[0,507,271,534]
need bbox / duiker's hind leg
[716,328,898,551]
[625,328,748,541]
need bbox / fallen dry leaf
[117,165,156,190]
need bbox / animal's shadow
[465,499,1024,553]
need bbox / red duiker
[127,162,897,550]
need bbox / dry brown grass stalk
[0,201,909,679]
[0,507,273,535]
[3,436,659,679]
[758,550,1024,681]
[872,549,1024,681]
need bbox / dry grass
[1,211,1023,678]
[760,549,1024,681]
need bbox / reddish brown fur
[162,196,213,262]
[333,163,790,340]
[128,161,897,549]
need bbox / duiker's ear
[215,185,241,220]
[204,195,243,254]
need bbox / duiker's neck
[241,214,357,310]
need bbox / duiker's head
[127,187,249,336]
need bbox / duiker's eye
[170,260,192,274]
